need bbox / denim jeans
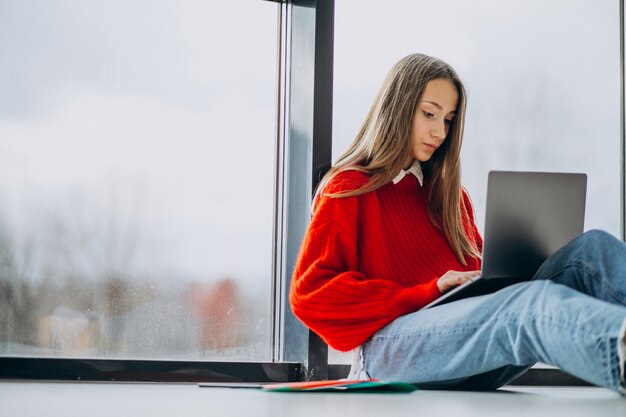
[360,230,626,393]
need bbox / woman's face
[406,78,459,166]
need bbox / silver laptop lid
[481,171,587,279]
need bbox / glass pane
[331,0,620,363]
[0,0,278,361]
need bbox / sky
[0,0,279,292]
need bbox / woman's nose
[431,121,446,139]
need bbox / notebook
[422,171,587,309]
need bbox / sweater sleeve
[289,172,441,352]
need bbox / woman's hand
[436,270,481,293]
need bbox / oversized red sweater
[289,169,483,352]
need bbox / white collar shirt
[392,160,424,186]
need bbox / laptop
[422,170,587,310]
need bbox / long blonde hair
[316,53,480,264]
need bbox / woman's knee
[574,229,617,247]
[553,229,619,261]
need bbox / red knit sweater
[289,169,483,352]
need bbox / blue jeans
[361,230,626,393]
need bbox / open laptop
[422,170,587,310]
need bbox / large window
[0,0,278,361]
[0,0,622,384]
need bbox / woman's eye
[423,111,435,119]
[445,118,453,124]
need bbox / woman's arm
[289,174,441,352]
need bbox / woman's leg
[362,280,626,393]
[533,229,626,306]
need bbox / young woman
[289,53,626,393]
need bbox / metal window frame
[619,0,626,240]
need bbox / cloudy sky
[0,0,278,292]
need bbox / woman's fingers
[437,270,481,293]
[459,270,480,282]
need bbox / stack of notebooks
[199,379,418,393]
[262,379,418,393]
